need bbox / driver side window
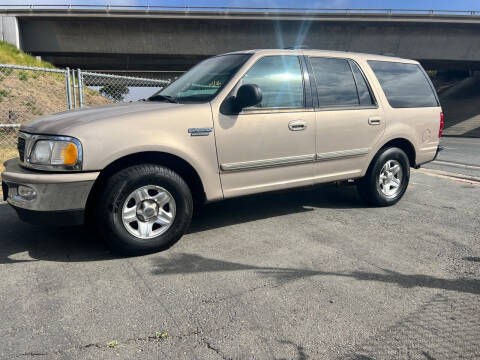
[238,56,304,110]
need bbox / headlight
[27,136,83,171]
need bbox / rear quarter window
[368,60,438,108]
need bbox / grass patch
[107,340,119,348]
[18,71,28,81]
[0,67,13,76]
[0,41,55,68]
[0,89,10,102]
[0,40,112,125]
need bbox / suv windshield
[149,54,251,103]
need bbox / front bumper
[2,158,100,226]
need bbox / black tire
[95,164,193,256]
[357,147,410,206]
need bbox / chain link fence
[77,70,170,107]
[0,64,173,193]
[0,64,70,173]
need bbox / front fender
[62,103,223,201]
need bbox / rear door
[306,56,385,182]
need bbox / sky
[1,0,479,11]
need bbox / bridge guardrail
[0,5,478,16]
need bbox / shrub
[18,71,28,81]
[99,84,129,101]
[0,89,10,102]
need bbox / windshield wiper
[148,94,179,103]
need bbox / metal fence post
[78,69,84,108]
[65,67,72,110]
[72,70,78,109]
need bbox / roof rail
[284,45,310,50]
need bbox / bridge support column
[0,16,20,48]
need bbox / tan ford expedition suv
[2,49,443,255]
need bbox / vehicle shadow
[189,184,365,233]
[0,184,364,264]
[150,253,480,296]
[1,184,479,296]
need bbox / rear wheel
[95,164,193,255]
[357,147,410,206]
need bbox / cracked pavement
[0,170,479,359]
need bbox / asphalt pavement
[423,136,480,179]
[0,138,479,359]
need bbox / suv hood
[21,101,181,135]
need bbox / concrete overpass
[1,6,480,72]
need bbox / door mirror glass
[235,84,262,109]
[220,84,262,115]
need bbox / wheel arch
[85,151,206,222]
[363,137,416,177]
[379,138,416,167]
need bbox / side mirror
[220,84,262,115]
[235,84,262,110]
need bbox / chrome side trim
[221,154,315,172]
[240,108,314,115]
[316,148,370,161]
[221,148,370,171]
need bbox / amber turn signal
[62,142,78,165]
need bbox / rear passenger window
[368,61,438,108]
[349,60,375,106]
[310,57,359,107]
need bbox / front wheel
[95,164,193,256]
[357,147,410,206]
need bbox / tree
[99,84,129,101]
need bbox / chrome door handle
[368,116,381,125]
[288,120,307,131]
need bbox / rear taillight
[439,112,444,137]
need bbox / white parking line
[432,160,480,170]
[415,168,480,185]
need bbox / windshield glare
[150,54,251,103]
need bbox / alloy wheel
[121,185,176,239]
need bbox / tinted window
[239,56,304,109]
[349,60,375,106]
[368,61,438,108]
[310,57,359,107]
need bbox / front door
[213,55,316,198]
[307,56,386,182]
